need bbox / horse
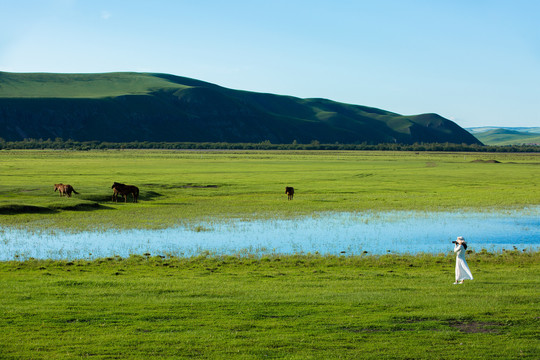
[285,186,294,200]
[112,182,139,203]
[62,184,79,197]
[54,183,66,196]
[54,184,79,197]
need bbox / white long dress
[454,244,473,282]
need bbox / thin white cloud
[101,11,112,20]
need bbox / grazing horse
[112,182,139,203]
[285,186,294,200]
[54,184,79,197]
[54,183,66,196]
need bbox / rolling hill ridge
[0,72,482,145]
[467,127,540,145]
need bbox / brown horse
[112,182,139,203]
[285,186,294,200]
[54,183,66,196]
[54,184,79,197]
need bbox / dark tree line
[0,138,538,152]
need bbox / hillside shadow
[149,73,218,88]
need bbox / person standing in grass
[454,236,473,284]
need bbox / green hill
[469,128,540,145]
[0,72,482,144]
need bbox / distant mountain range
[0,72,482,145]
[467,127,540,145]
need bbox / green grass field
[0,72,481,145]
[473,129,540,146]
[1,252,538,359]
[0,72,188,98]
[0,150,538,230]
[1,150,539,359]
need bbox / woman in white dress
[454,236,473,284]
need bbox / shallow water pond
[1,208,539,260]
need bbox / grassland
[0,72,481,145]
[1,251,538,359]
[0,150,539,231]
[0,72,188,98]
[472,128,540,146]
[1,150,539,359]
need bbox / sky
[1,0,539,128]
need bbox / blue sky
[1,0,539,128]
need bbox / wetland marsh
[1,150,539,259]
[1,150,539,359]
[1,208,539,260]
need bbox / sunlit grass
[1,150,538,358]
[0,251,538,359]
[0,150,538,231]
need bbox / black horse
[112,182,139,203]
[285,186,294,200]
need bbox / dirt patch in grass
[340,326,386,333]
[448,320,501,333]
[395,316,432,323]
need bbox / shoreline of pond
[1,208,538,261]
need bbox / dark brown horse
[54,183,79,197]
[112,182,139,203]
[285,186,294,200]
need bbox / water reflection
[1,208,538,260]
